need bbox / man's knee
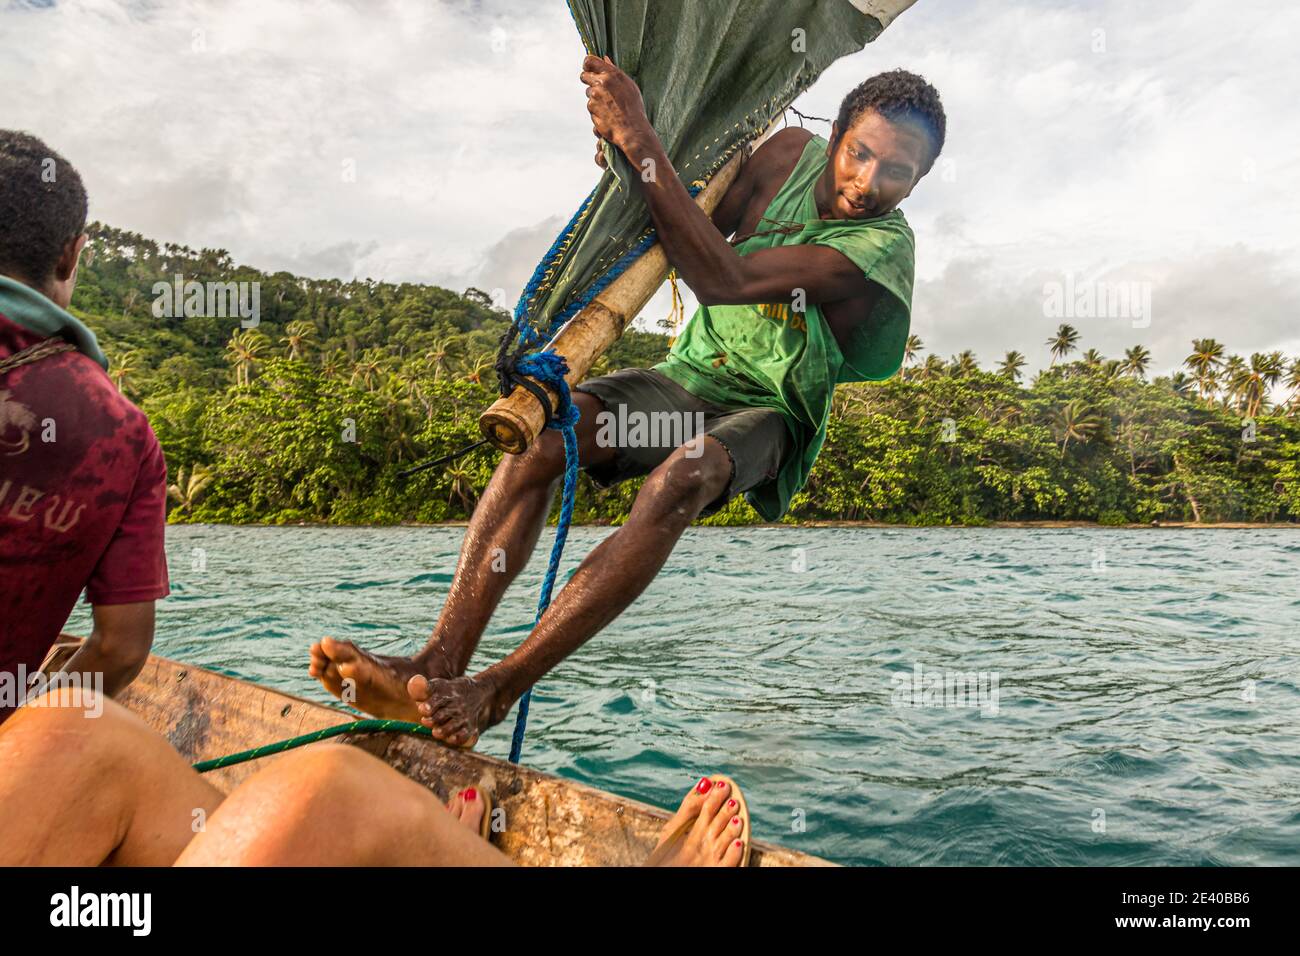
[642,437,732,514]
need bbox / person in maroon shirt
[0,130,169,721]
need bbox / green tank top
[652,134,916,521]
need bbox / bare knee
[183,744,425,866]
[1,692,141,761]
[640,438,731,519]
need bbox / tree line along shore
[68,224,1300,528]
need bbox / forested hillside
[70,223,1300,525]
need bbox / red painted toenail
[732,817,740,826]
[696,778,712,794]
[728,800,736,808]
[735,840,744,848]
[716,781,727,789]
[464,788,477,801]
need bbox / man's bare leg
[408,435,733,746]
[0,693,223,866]
[176,744,513,866]
[308,391,615,720]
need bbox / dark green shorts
[572,367,792,517]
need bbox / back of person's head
[0,130,88,287]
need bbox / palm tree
[1168,372,1195,398]
[445,464,479,515]
[167,464,215,514]
[224,329,270,386]
[920,354,947,381]
[1232,351,1285,418]
[904,334,925,368]
[320,348,348,379]
[110,350,139,393]
[950,350,979,377]
[349,348,387,391]
[1285,357,1300,414]
[1184,338,1224,402]
[1081,348,1105,368]
[1047,324,1080,365]
[427,337,453,382]
[281,320,317,359]
[1121,345,1152,380]
[997,350,1027,383]
[1049,400,1102,456]
[1221,354,1247,410]
[465,352,495,386]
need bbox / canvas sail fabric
[514,0,916,338]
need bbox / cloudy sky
[3,0,1297,375]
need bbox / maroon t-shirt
[0,312,169,710]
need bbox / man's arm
[582,55,870,307]
[61,601,154,696]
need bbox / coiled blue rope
[501,184,702,764]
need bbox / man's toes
[418,697,456,721]
[319,636,358,665]
[407,674,432,703]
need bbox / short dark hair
[0,130,89,284]
[834,69,947,177]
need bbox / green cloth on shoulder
[652,133,915,521]
[0,275,109,370]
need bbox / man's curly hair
[834,69,947,177]
[0,130,88,284]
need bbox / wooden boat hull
[42,642,832,867]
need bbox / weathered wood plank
[41,642,833,866]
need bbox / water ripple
[65,525,1300,866]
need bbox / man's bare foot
[446,787,487,837]
[646,776,747,867]
[407,674,503,749]
[308,636,455,721]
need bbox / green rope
[192,719,432,773]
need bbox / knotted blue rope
[499,183,703,764]
[507,350,579,763]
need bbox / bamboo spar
[478,149,746,454]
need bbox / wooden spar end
[478,149,746,454]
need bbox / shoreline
[168,519,1300,530]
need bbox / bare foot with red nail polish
[646,776,748,867]
[445,786,486,835]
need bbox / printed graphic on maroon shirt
[0,312,169,713]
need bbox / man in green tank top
[309,62,947,747]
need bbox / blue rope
[502,183,703,764]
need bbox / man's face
[821,109,929,220]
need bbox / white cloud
[2,0,1296,375]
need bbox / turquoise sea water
[67,525,1300,866]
